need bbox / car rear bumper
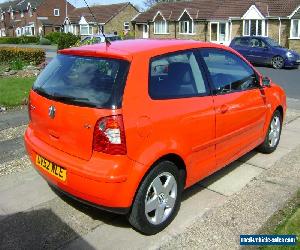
[24,125,135,213]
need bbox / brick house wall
[149,22,176,39]
[231,20,242,38]
[104,4,138,35]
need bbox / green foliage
[0,47,45,65]
[45,32,61,44]
[10,58,27,70]
[0,37,20,44]
[121,31,135,40]
[0,36,39,44]
[19,36,39,44]
[39,37,52,45]
[0,77,36,107]
[57,32,80,50]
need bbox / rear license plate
[35,154,67,181]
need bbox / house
[133,0,300,52]
[0,0,75,37]
[63,2,139,37]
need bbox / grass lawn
[261,193,300,250]
[0,77,36,107]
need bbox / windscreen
[33,54,129,108]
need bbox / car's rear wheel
[271,56,284,69]
[128,161,183,235]
[258,110,282,153]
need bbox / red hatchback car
[25,39,286,235]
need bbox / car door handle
[220,105,229,113]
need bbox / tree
[143,0,181,9]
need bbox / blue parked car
[230,36,300,69]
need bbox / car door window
[234,37,250,47]
[250,38,266,48]
[149,51,208,99]
[200,49,259,94]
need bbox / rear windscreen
[33,54,129,108]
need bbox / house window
[16,28,21,36]
[124,22,130,31]
[179,20,194,34]
[243,19,266,36]
[154,20,168,34]
[210,22,228,42]
[291,19,300,38]
[80,25,93,35]
[54,9,60,17]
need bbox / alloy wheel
[272,56,284,69]
[145,172,177,225]
[268,115,281,147]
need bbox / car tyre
[128,161,183,235]
[271,56,284,69]
[258,110,282,153]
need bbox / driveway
[0,65,300,249]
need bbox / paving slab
[278,129,300,150]
[65,188,227,250]
[285,117,300,132]
[238,147,291,169]
[0,175,56,217]
[199,162,264,196]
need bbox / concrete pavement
[0,108,299,249]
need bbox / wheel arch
[128,153,187,211]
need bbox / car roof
[234,36,266,39]
[59,39,234,61]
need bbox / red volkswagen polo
[24,39,286,235]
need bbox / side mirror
[262,76,271,87]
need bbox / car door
[199,48,268,169]
[231,37,251,61]
[249,38,272,64]
[141,50,216,185]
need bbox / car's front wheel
[128,161,183,235]
[258,110,282,153]
[271,56,284,69]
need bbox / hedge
[0,36,39,44]
[57,32,80,50]
[0,47,45,65]
[45,32,61,44]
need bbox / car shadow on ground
[0,209,94,250]
[49,185,131,229]
[47,148,262,233]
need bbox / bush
[19,36,39,44]
[0,36,39,44]
[45,32,61,44]
[57,32,80,50]
[0,47,45,65]
[0,37,20,44]
[10,58,27,70]
[39,37,52,45]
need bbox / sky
[0,0,145,9]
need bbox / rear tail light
[93,115,127,155]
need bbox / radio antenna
[81,0,111,46]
